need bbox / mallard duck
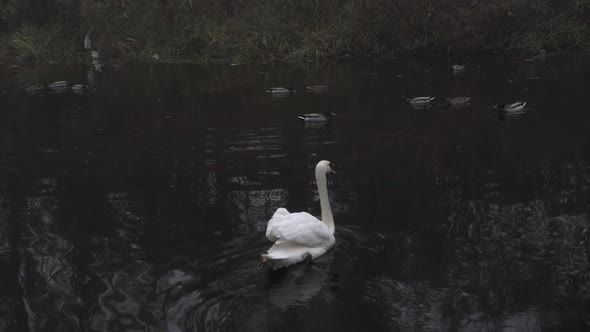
[306,84,328,94]
[46,81,72,92]
[266,85,295,95]
[402,93,435,106]
[298,112,336,122]
[48,81,70,88]
[25,84,47,94]
[72,84,88,93]
[446,97,471,106]
[493,101,526,113]
[451,65,465,72]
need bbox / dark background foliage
[0,0,589,62]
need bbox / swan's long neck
[315,168,335,234]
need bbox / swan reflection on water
[264,251,336,310]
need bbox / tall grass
[8,27,81,62]
[0,0,588,63]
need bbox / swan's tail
[261,254,289,270]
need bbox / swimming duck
[48,81,71,89]
[446,96,471,106]
[451,65,465,72]
[266,86,295,95]
[493,101,526,113]
[46,81,72,92]
[402,93,435,106]
[72,84,88,93]
[306,84,328,94]
[298,112,336,122]
[25,84,47,94]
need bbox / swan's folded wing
[265,212,333,247]
[266,208,288,242]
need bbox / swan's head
[316,160,336,175]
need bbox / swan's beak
[330,169,337,175]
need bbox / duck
[446,96,471,106]
[493,101,526,113]
[298,112,336,122]
[47,81,71,89]
[72,84,88,93]
[46,81,72,92]
[451,64,465,72]
[306,84,328,94]
[402,93,435,106]
[266,85,295,95]
[25,84,47,94]
[262,160,337,269]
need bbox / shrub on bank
[0,0,588,63]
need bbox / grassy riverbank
[1,0,589,64]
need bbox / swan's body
[263,210,335,268]
[403,94,435,106]
[262,160,336,269]
[494,101,526,113]
[298,112,335,122]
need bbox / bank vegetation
[1,0,589,63]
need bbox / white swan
[262,160,336,269]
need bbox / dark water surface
[1,56,590,331]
